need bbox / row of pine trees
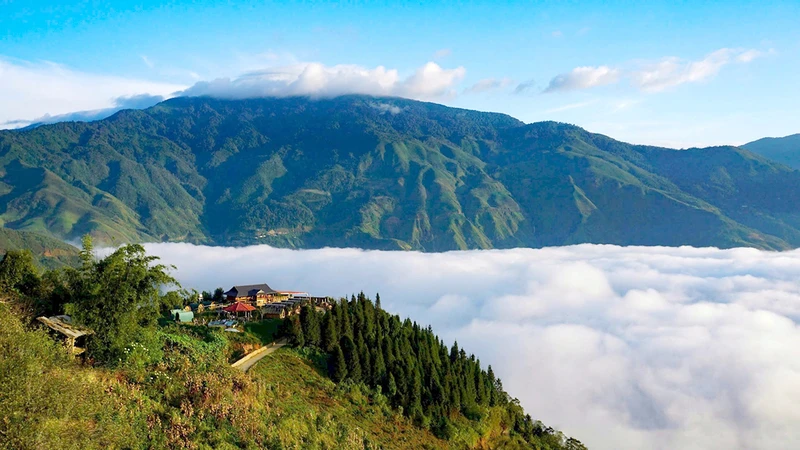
[282,293,587,449]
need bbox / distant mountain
[743,134,800,170]
[1,95,799,250]
[0,228,80,269]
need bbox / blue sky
[2,0,799,147]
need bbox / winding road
[231,339,287,372]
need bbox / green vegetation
[284,295,586,449]
[1,96,799,250]
[744,133,800,170]
[0,242,584,449]
[0,227,80,269]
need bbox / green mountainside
[2,95,799,250]
[0,227,79,269]
[744,134,800,170]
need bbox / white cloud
[630,48,741,92]
[368,101,403,115]
[136,243,800,450]
[179,61,465,101]
[0,58,185,129]
[545,48,769,94]
[544,66,620,93]
[463,77,514,94]
[140,55,155,68]
[433,48,452,60]
[552,30,563,38]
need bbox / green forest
[0,241,585,449]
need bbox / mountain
[0,228,80,269]
[1,95,800,250]
[743,134,800,170]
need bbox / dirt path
[231,339,287,372]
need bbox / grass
[250,348,448,450]
[243,318,282,345]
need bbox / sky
[133,242,800,450]
[2,0,799,147]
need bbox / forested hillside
[283,294,585,448]
[744,134,800,169]
[0,243,583,450]
[1,95,799,250]
[0,227,79,269]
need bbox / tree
[212,287,225,302]
[329,345,347,382]
[300,305,321,347]
[63,238,179,364]
[201,290,213,301]
[284,316,305,347]
[0,250,39,295]
[375,292,381,310]
[321,311,338,352]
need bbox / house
[262,303,289,319]
[37,315,93,356]
[224,283,277,306]
[170,309,194,323]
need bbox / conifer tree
[300,305,321,347]
[321,310,338,352]
[329,345,347,382]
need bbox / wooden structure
[37,315,93,356]
[223,301,256,321]
[224,283,277,306]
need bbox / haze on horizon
[2,0,799,148]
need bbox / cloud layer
[0,58,185,129]
[137,243,800,450]
[179,61,466,101]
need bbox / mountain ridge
[743,133,800,170]
[1,95,799,251]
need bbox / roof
[37,315,93,339]
[223,302,256,312]
[224,283,276,298]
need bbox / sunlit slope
[1,95,799,250]
[0,227,80,269]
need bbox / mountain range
[0,95,799,251]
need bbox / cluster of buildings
[172,283,332,323]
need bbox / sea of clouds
[141,243,800,450]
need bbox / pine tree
[289,316,305,347]
[329,345,347,382]
[321,310,338,352]
[375,292,381,310]
[300,305,321,347]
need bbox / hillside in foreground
[2,95,799,251]
[0,242,584,450]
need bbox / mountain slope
[1,95,800,250]
[0,227,80,269]
[743,134,800,170]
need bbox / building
[224,283,277,306]
[37,315,93,356]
